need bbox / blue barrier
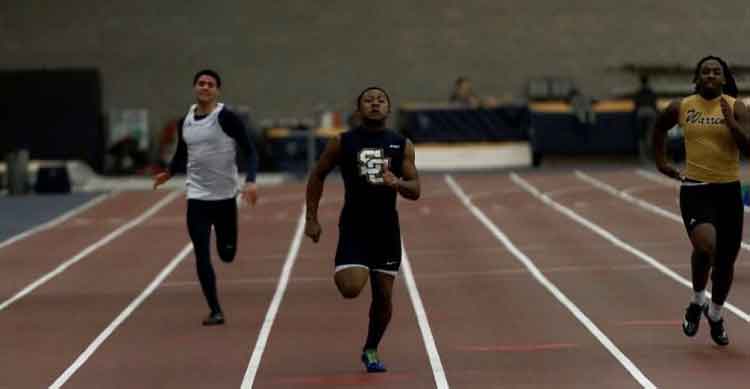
[527,99,641,163]
[264,128,334,174]
[398,104,529,143]
[529,111,639,155]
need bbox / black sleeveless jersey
[338,127,406,225]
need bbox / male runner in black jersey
[304,86,420,372]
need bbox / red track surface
[2,170,750,388]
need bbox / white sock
[708,301,723,321]
[691,290,707,306]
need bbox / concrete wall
[3,1,750,149]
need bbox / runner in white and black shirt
[154,69,258,326]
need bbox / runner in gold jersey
[653,56,750,346]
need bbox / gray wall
[3,1,750,151]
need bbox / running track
[2,168,749,388]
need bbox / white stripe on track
[636,169,680,187]
[576,171,750,322]
[577,170,750,252]
[240,207,306,389]
[0,193,111,251]
[446,174,656,389]
[401,241,450,388]
[577,170,683,223]
[49,242,193,388]
[517,172,750,322]
[0,190,181,312]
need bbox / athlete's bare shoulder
[654,99,681,132]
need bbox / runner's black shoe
[703,305,729,346]
[682,302,705,337]
[202,311,225,326]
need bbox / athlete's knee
[690,225,716,256]
[693,240,715,258]
[337,284,363,299]
[334,267,369,298]
[341,289,361,299]
[218,244,236,263]
[335,277,366,299]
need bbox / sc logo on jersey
[358,148,390,184]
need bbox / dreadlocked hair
[693,56,738,98]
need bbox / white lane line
[0,190,181,312]
[0,193,112,251]
[636,169,679,187]
[622,184,664,196]
[240,207,306,389]
[636,168,750,213]
[401,241,450,389]
[577,171,683,223]
[446,175,656,389]
[576,170,750,252]
[514,172,750,323]
[49,242,193,388]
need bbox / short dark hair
[193,69,221,88]
[693,56,737,98]
[356,86,391,107]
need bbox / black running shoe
[202,311,225,326]
[703,306,729,346]
[682,302,705,337]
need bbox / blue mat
[0,193,102,242]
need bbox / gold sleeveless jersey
[679,94,739,183]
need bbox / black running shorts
[334,220,402,276]
[679,180,743,250]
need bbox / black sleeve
[218,108,258,183]
[168,118,188,176]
